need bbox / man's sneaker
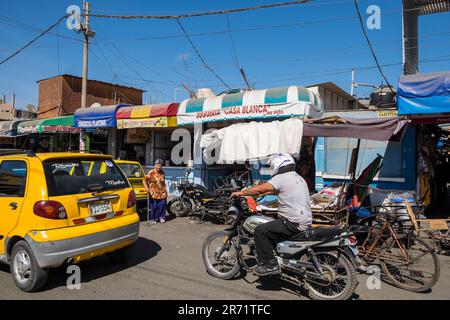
[254,263,281,277]
[160,219,165,223]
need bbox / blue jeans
[150,198,167,221]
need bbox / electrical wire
[353,0,395,94]
[0,14,68,66]
[85,0,312,20]
[176,18,231,89]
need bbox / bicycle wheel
[380,236,440,292]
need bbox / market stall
[177,86,324,188]
[398,71,450,211]
[115,103,181,166]
[200,116,409,225]
[74,104,128,155]
[17,115,79,152]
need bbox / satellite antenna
[66,5,83,33]
[26,104,37,113]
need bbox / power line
[353,0,395,94]
[0,14,68,66]
[176,18,231,89]
[192,54,450,88]
[91,6,431,43]
[0,15,82,42]
[85,0,312,20]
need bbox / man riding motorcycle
[231,153,312,277]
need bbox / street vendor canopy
[116,103,179,129]
[201,118,304,163]
[302,116,408,141]
[177,86,324,125]
[74,104,128,128]
[0,120,26,137]
[200,116,408,163]
[17,115,78,134]
[398,71,450,116]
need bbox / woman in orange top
[144,159,168,224]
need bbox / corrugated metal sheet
[415,0,450,15]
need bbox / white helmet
[267,153,296,176]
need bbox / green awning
[17,115,78,134]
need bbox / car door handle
[9,202,18,210]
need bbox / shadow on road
[43,237,161,291]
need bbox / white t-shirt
[268,171,312,230]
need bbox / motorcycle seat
[287,226,346,242]
[310,226,346,241]
[200,189,217,199]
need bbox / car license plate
[349,245,359,257]
[89,201,112,216]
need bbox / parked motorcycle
[202,197,359,300]
[167,178,237,224]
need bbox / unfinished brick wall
[37,75,143,119]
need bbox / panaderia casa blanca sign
[178,102,309,125]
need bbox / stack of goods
[310,186,341,210]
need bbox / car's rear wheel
[10,240,49,292]
[107,244,136,263]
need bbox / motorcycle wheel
[300,250,357,300]
[202,231,240,280]
[167,198,192,217]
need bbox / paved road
[0,217,449,300]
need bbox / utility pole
[79,1,95,152]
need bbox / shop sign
[377,110,398,117]
[77,119,109,128]
[117,117,175,129]
[177,102,306,125]
[41,125,79,133]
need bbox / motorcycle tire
[202,231,240,280]
[167,198,192,217]
[301,250,358,301]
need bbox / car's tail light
[349,234,358,246]
[33,201,67,219]
[127,190,136,208]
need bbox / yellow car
[115,160,147,216]
[0,150,140,292]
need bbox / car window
[118,163,145,178]
[43,158,129,196]
[0,160,27,197]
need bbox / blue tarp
[398,71,450,115]
[74,104,128,128]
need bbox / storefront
[116,103,182,166]
[176,86,324,188]
[17,115,79,152]
[313,110,415,192]
[74,104,128,155]
[398,71,450,212]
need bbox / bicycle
[351,200,440,293]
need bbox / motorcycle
[202,197,359,300]
[167,178,237,224]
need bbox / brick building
[37,74,144,119]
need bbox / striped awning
[17,115,78,134]
[0,120,26,137]
[177,86,324,125]
[116,103,179,129]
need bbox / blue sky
[1,0,449,109]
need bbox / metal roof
[415,0,450,15]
